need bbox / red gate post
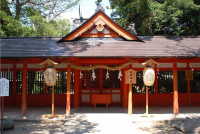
[173,62,179,115]
[74,64,80,108]
[22,62,27,115]
[155,65,158,106]
[186,63,191,105]
[66,65,71,116]
[12,64,16,106]
[123,67,128,108]
[44,65,47,106]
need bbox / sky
[61,0,112,20]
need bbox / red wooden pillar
[66,65,71,116]
[22,62,27,115]
[44,65,47,106]
[12,64,17,106]
[73,66,80,108]
[155,65,158,106]
[173,62,179,115]
[186,63,191,105]
[99,68,103,93]
[122,67,128,108]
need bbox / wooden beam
[79,33,122,38]
[173,62,179,115]
[77,58,127,64]
[12,64,16,106]
[73,65,80,108]
[128,84,132,115]
[1,57,200,65]
[122,67,128,108]
[22,62,27,115]
[66,65,71,116]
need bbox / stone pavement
[2,106,200,134]
[3,106,200,122]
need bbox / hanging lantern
[44,68,57,86]
[143,67,155,86]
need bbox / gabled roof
[1,36,200,58]
[57,9,143,43]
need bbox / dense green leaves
[0,11,70,37]
[0,11,33,37]
[0,0,78,37]
[109,0,200,35]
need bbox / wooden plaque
[125,69,136,84]
[185,70,193,80]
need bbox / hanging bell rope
[63,60,132,71]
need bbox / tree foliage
[109,0,200,35]
[0,11,33,37]
[0,11,70,37]
[1,0,80,22]
[0,0,79,37]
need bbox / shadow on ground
[4,114,99,134]
[136,116,200,134]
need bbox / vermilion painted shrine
[1,6,200,116]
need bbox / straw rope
[63,60,132,71]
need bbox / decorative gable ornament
[143,67,155,86]
[45,68,57,86]
[95,5,105,12]
[95,19,105,32]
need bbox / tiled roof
[1,36,200,58]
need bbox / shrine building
[1,6,200,115]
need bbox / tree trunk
[15,0,22,20]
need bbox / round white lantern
[44,68,57,86]
[143,67,155,86]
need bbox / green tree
[1,0,80,22]
[0,11,33,37]
[30,13,70,36]
[95,0,102,6]
[108,0,200,35]
[150,0,200,35]
[109,0,152,35]
[0,0,75,37]
[0,10,71,37]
